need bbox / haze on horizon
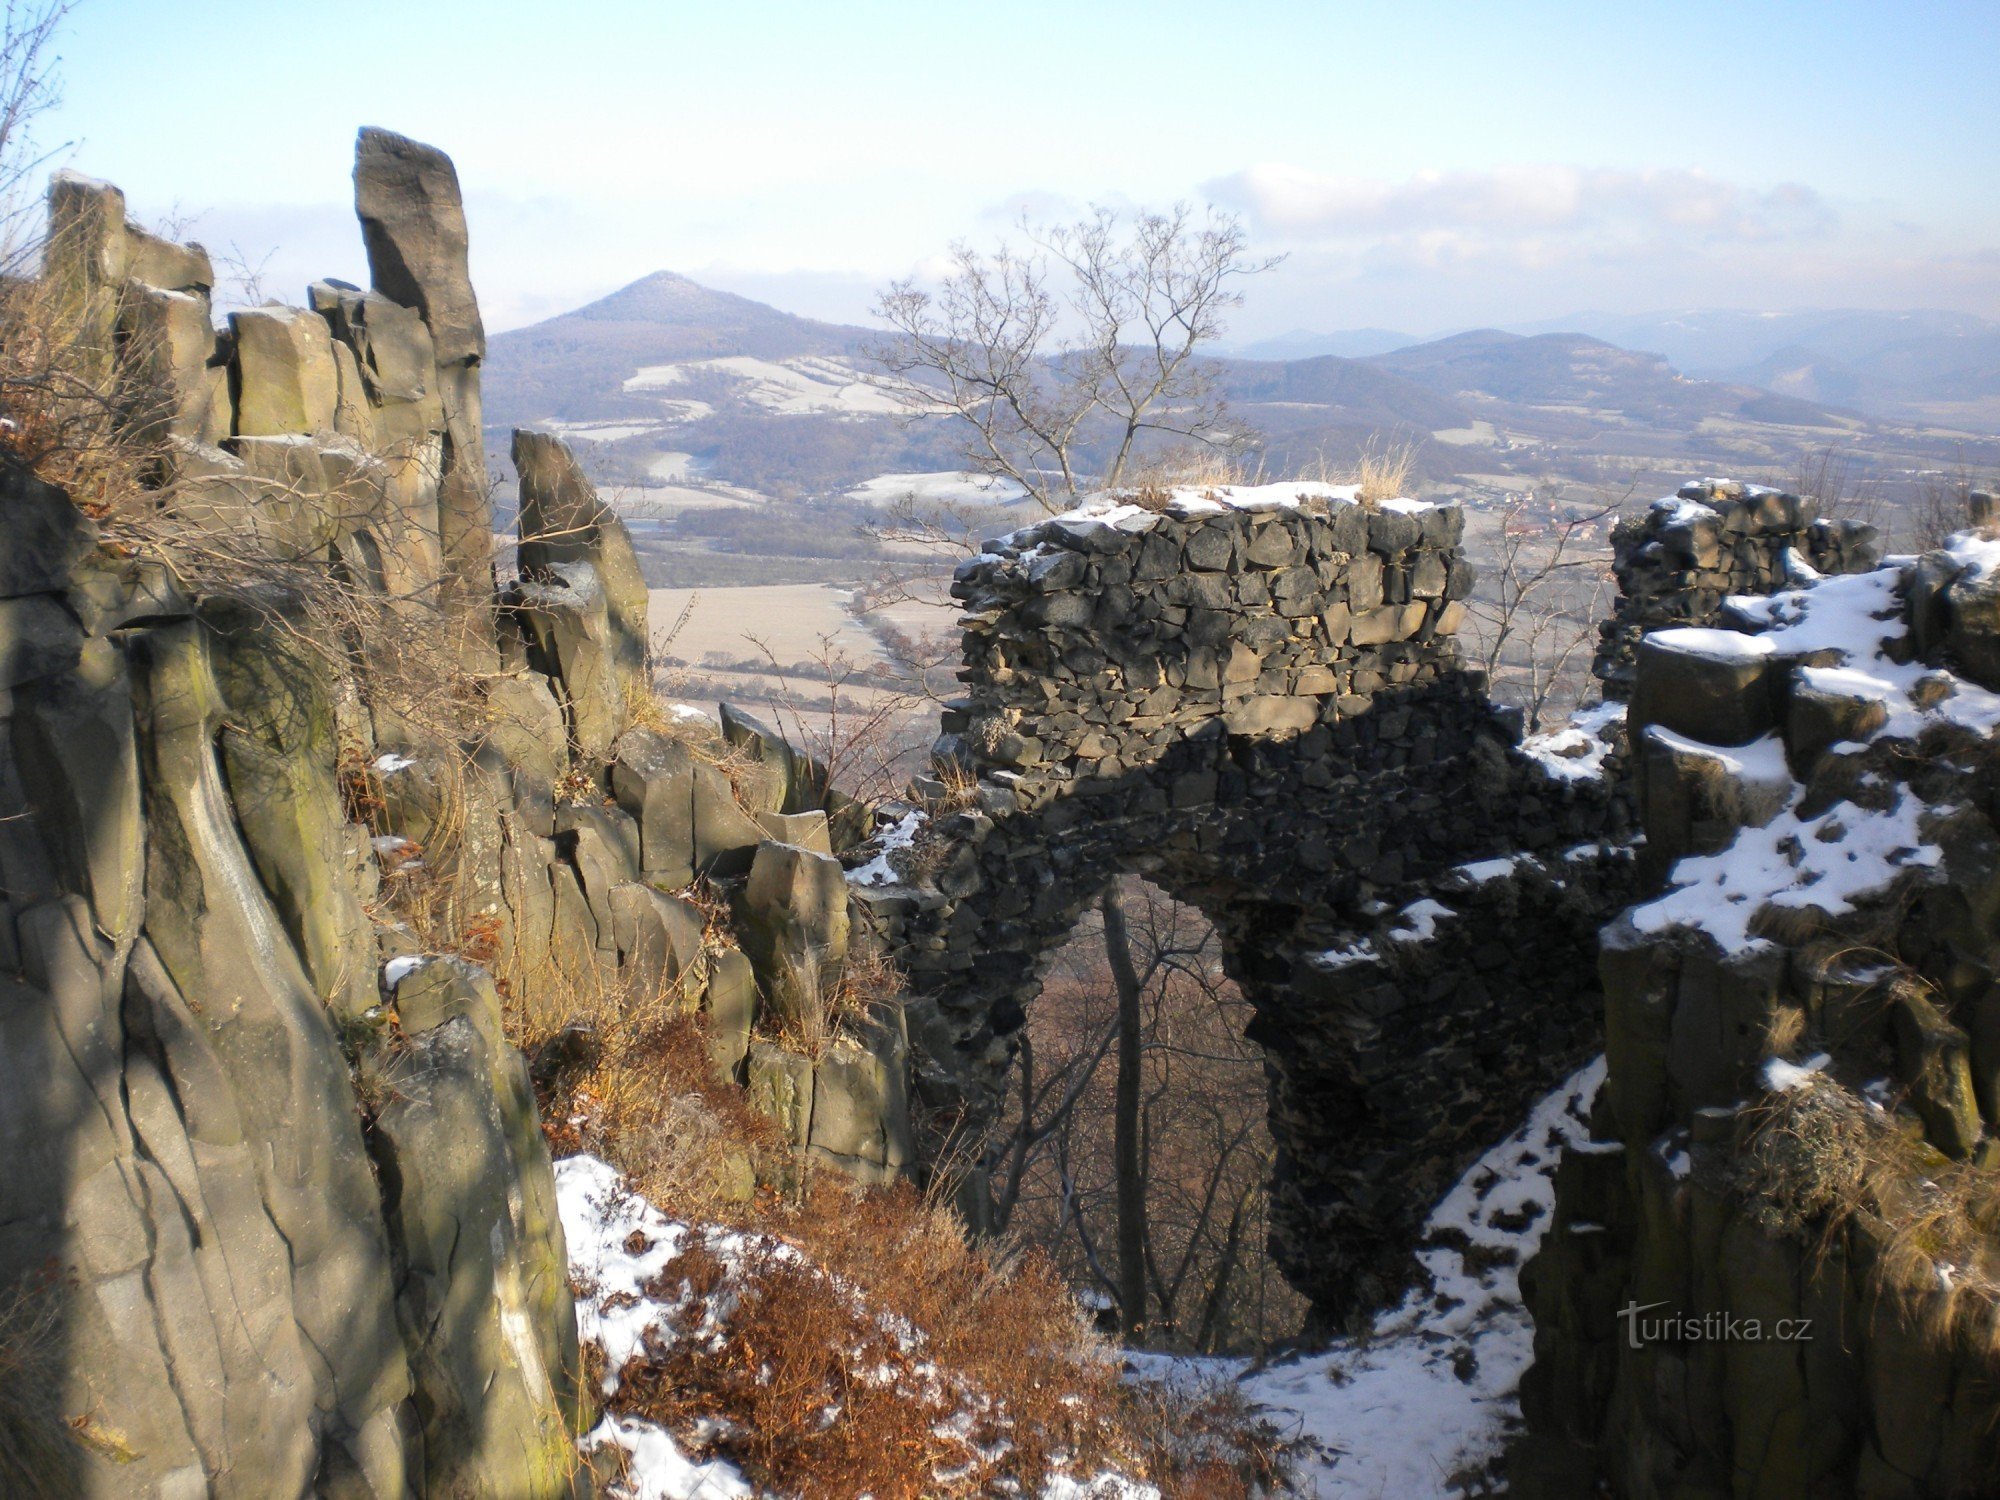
[43,0,2000,340]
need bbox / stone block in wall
[1223,694,1319,737]
[230,305,339,436]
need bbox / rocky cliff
[1517,493,2000,1496]
[0,130,909,1499]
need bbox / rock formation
[0,127,943,1494]
[1516,499,2000,1495]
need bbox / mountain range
[1224,308,2000,427]
[482,274,1999,513]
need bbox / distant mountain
[480,273,1994,526]
[484,271,876,426]
[1505,308,2000,425]
[1226,327,1420,361]
[1362,328,1849,429]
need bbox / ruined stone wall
[853,490,1637,1320]
[1517,524,2000,1497]
[1591,478,1880,699]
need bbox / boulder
[1630,628,1777,748]
[514,430,650,676]
[0,593,83,689]
[353,128,484,367]
[131,620,413,1487]
[736,838,850,1023]
[757,808,832,852]
[610,727,697,884]
[808,1008,914,1184]
[0,462,98,598]
[230,305,339,436]
[379,959,584,1496]
[607,880,704,1004]
[693,759,765,875]
[512,560,630,759]
[117,279,222,441]
[12,641,143,944]
[746,1041,815,1149]
[704,949,758,1082]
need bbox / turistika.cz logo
[1617,1300,1814,1350]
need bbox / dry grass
[1353,438,1416,509]
[1735,1069,2000,1363]
[0,1270,82,1498]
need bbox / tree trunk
[1102,883,1147,1341]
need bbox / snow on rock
[1724,558,2000,741]
[1649,494,1722,525]
[1389,898,1454,944]
[846,808,926,888]
[1137,1057,1607,1497]
[1519,700,1624,783]
[1762,1053,1833,1092]
[1630,770,1941,955]
[996,481,1434,548]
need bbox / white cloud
[1205,163,1837,250]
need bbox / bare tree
[872,205,1279,513]
[1465,485,1621,732]
[0,0,72,268]
[988,879,1306,1353]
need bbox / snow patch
[1140,1057,1606,1497]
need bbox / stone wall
[1516,521,2000,1497]
[1591,479,1879,699]
[854,489,1636,1321]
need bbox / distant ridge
[484,271,876,425]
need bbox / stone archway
[854,490,1633,1322]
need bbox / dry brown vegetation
[1736,1068,2000,1360]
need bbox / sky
[38,0,2000,339]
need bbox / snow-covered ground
[1132,1057,1604,1497]
[621,354,910,416]
[557,1057,1603,1498]
[844,471,1031,509]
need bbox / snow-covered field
[622,354,909,416]
[843,470,1031,509]
[555,1059,1604,1498]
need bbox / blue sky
[41,0,2000,334]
